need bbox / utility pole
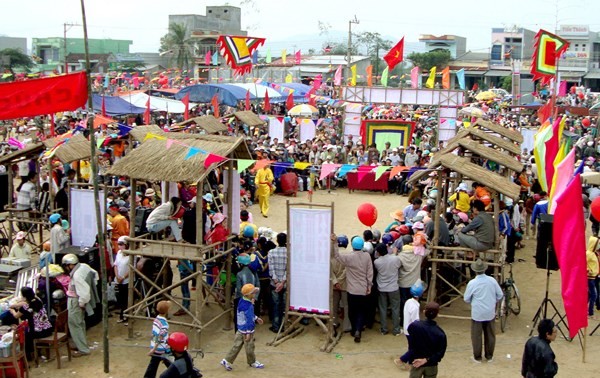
[346,15,359,84]
[63,22,80,74]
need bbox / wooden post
[194,181,204,347]
[127,179,136,339]
[48,159,55,210]
[428,170,444,303]
[492,190,500,281]
[224,161,234,329]
[7,166,14,248]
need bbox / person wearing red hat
[159,332,200,378]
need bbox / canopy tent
[92,94,146,115]
[226,83,283,99]
[276,83,312,96]
[118,92,195,113]
[175,84,254,107]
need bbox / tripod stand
[529,254,570,340]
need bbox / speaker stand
[529,267,570,340]
[591,321,600,336]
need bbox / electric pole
[346,16,359,84]
[63,22,81,74]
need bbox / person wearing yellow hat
[8,231,32,261]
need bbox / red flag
[264,89,271,112]
[537,101,552,124]
[204,153,227,169]
[49,114,55,137]
[101,95,107,117]
[383,37,404,71]
[307,88,316,106]
[553,174,588,338]
[286,91,294,111]
[245,90,251,111]
[211,94,220,118]
[143,97,151,125]
[182,93,190,120]
[0,72,88,120]
[544,117,563,192]
[295,50,301,64]
[472,83,479,91]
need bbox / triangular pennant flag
[312,119,319,127]
[165,139,175,149]
[357,170,370,183]
[276,116,284,123]
[374,166,389,181]
[117,123,132,136]
[337,164,356,178]
[96,137,105,149]
[185,147,206,160]
[320,164,341,181]
[293,162,311,170]
[237,159,256,172]
[144,132,158,141]
[388,165,408,180]
[253,159,273,171]
[204,153,227,169]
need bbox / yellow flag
[281,49,287,64]
[285,73,293,83]
[425,66,437,88]
[351,65,357,86]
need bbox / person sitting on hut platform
[457,200,496,257]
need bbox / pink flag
[553,174,588,338]
[313,74,322,91]
[204,153,227,169]
[165,139,175,149]
[295,50,301,64]
[558,80,567,97]
[411,66,419,88]
[549,147,575,214]
[334,65,343,86]
[205,51,211,66]
[544,117,565,192]
[320,164,341,181]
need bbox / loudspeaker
[535,214,559,271]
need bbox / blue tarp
[175,84,256,107]
[92,94,146,115]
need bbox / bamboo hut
[408,120,523,315]
[172,116,228,134]
[43,134,95,164]
[232,111,266,128]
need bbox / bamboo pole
[194,183,204,348]
[7,166,14,249]
[127,179,136,339]
[224,162,234,329]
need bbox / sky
[1,0,598,54]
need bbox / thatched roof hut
[43,134,94,163]
[472,118,523,143]
[172,116,228,134]
[233,111,266,127]
[0,143,45,165]
[129,125,229,143]
[106,135,251,183]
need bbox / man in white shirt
[8,231,32,261]
[388,148,401,166]
[404,146,419,167]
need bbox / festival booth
[171,116,228,134]
[106,133,252,347]
[175,84,253,107]
[231,110,267,129]
[91,94,146,115]
[407,118,523,315]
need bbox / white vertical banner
[299,119,316,142]
[70,188,105,248]
[289,207,331,314]
[223,169,241,234]
[268,116,284,142]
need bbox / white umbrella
[288,104,318,117]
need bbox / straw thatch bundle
[43,134,94,163]
[233,111,266,127]
[173,116,228,134]
[472,118,524,143]
[457,139,524,172]
[0,143,45,165]
[106,136,251,183]
[466,128,521,155]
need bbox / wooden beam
[457,139,524,172]
[466,128,521,155]
[472,118,524,143]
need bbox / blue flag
[456,68,465,90]
[252,50,258,65]
[212,51,218,66]
[104,74,109,88]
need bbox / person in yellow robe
[254,164,274,217]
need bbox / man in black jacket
[402,302,447,378]
[521,319,558,378]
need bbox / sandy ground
[32,188,600,378]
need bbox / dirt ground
[33,188,600,378]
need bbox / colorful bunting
[334,65,343,86]
[320,164,341,181]
[237,159,256,172]
[184,147,206,160]
[212,51,218,66]
[204,153,227,168]
[337,164,356,178]
[294,50,301,64]
[381,67,389,87]
[456,68,465,90]
[366,65,373,87]
[374,166,389,181]
[165,139,175,149]
[411,66,419,89]
[254,159,273,171]
[425,67,436,89]
[293,162,311,170]
[350,65,357,86]
[442,66,450,89]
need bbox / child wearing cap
[144,300,171,378]
[221,283,264,371]
[412,222,428,256]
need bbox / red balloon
[582,118,591,127]
[592,197,600,220]
[357,203,378,227]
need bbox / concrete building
[556,25,599,88]
[0,36,27,52]
[419,35,466,59]
[32,37,132,73]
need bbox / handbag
[107,282,117,303]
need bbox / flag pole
[80,0,109,372]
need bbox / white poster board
[289,207,331,314]
[222,169,241,234]
[268,117,284,142]
[70,188,105,248]
[299,119,316,142]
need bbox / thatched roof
[0,142,45,165]
[472,118,524,143]
[233,111,266,127]
[457,139,524,172]
[106,135,251,183]
[465,128,521,155]
[438,154,521,199]
[129,125,230,143]
[43,134,94,163]
[173,116,228,134]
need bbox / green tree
[0,48,34,80]
[355,32,392,77]
[500,75,512,92]
[406,50,451,70]
[159,23,196,71]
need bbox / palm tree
[159,23,195,71]
[0,48,34,81]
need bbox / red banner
[0,72,88,120]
